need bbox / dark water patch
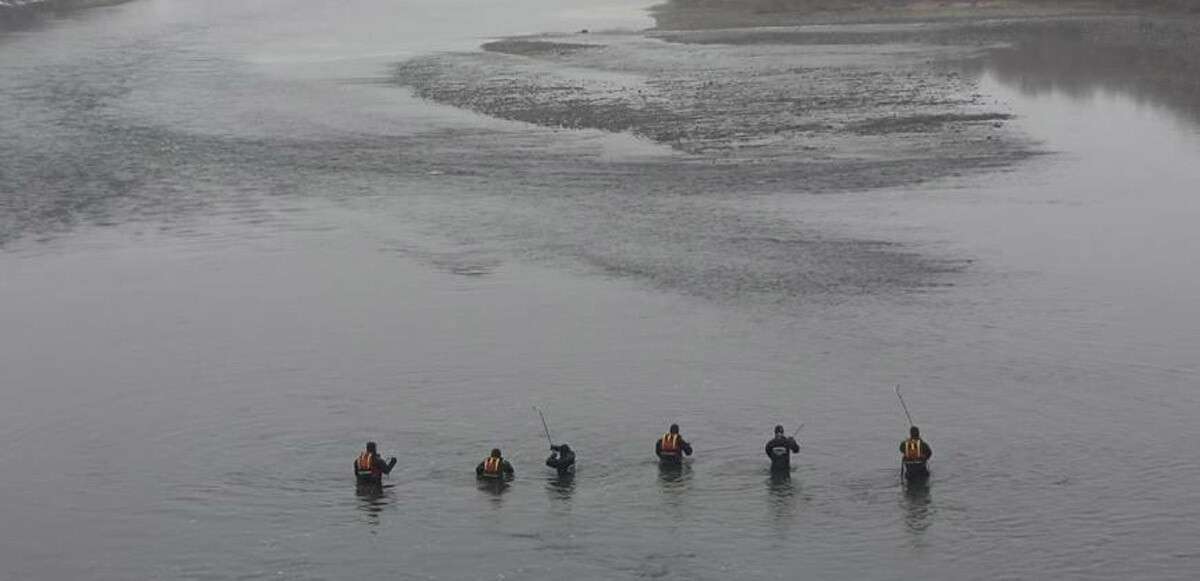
[482,38,608,57]
[850,112,1013,135]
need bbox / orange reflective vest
[661,433,680,454]
[357,452,380,477]
[903,439,924,461]
[482,456,503,476]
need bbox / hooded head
[909,426,920,439]
[558,444,571,453]
[774,425,785,436]
[366,441,377,454]
[491,448,502,458]
[669,424,680,434]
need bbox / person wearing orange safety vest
[476,448,515,481]
[655,423,693,465]
[354,441,397,486]
[899,426,932,482]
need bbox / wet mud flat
[390,5,1200,308]
[0,0,130,30]
[391,17,1037,305]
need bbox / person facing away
[655,423,693,464]
[765,425,800,472]
[476,448,515,480]
[354,441,397,486]
[545,443,576,476]
[900,426,932,479]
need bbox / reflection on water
[354,484,393,528]
[657,461,692,517]
[901,481,933,538]
[962,18,1200,128]
[545,473,576,502]
[477,479,510,504]
[766,472,797,535]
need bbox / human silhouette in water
[899,426,932,483]
[655,424,693,466]
[353,441,397,486]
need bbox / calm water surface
[2,2,1199,580]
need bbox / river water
[2,2,1199,580]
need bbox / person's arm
[376,456,397,475]
[766,440,775,458]
[550,444,563,453]
[655,439,663,456]
[546,454,558,468]
[922,441,932,460]
[900,441,906,454]
[503,461,515,477]
[476,461,485,476]
[681,439,693,456]
[789,438,800,453]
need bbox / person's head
[669,423,680,434]
[559,444,571,453]
[491,448,502,458]
[909,426,920,439]
[366,441,377,453]
[774,425,785,436]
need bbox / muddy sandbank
[1,0,132,31]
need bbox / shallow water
[2,3,1199,580]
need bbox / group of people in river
[353,423,932,487]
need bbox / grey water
[2,2,1199,580]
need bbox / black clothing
[655,433,693,462]
[476,457,515,480]
[899,438,932,481]
[353,453,397,486]
[545,444,576,475]
[903,461,930,482]
[765,435,800,472]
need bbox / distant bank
[1,0,132,30]
[650,0,1200,29]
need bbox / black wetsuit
[899,438,932,480]
[545,445,576,475]
[765,435,800,472]
[655,433,693,464]
[353,453,397,486]
[476,457,515,480]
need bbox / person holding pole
[900,426,932,482]
[895,385,932,482]
[765,424,800,473]
[536,407,576,475]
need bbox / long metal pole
[895,384,915,427]
[535,407,554,447]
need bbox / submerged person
[354,441,398,486]
[765,425,800,473]
[655,423,693,465]
[900,426,932,482]
[476,448,515,481]
[545,443,576,476]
